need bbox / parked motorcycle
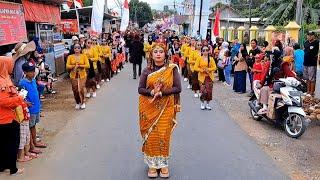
[248,77,307,138]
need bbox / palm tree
[260,0,320,25]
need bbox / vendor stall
[22,0,65,76]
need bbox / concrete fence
[219,21,301,45]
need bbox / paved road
[8,64,288,180]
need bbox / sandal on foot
[10,168,24,175]
[28,152,39,159]
[29,149,42,154]
[160,168,169,178]
[35,142,47,148]
[147,169,158,178]
[17,156,32,162]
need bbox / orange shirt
[0,91,24,124]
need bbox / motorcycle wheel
[250,104,262,121]
[284,113,306,138]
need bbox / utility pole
[249,0,252,28]
[191,0,196,35]
[296,0,303,25]
[198,0,203,32]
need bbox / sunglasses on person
[74,46,81,49]
[92,39,97,41]
[202,48,209,52]
[87,42,92,44]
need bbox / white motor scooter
[248,77,307,138]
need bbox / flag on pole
[91,0,105,34]
[213,9,220,37]
[62,0,73,11]
[62,0,82,11]
[74,0,83,8]
[62,3,71,12]
[120,0,130,32]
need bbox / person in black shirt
[167,30,179,51]
[247,39,261,94]
[130,34,144,79]
[303,31,319,96]
[169,31,179,44]
[124,32,132,63]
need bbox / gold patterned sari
[139,64,180,169]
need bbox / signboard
[61,19,79,33]
[0,1,27,46]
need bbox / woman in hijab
[233,43,248,93]
[217,41,228,82]
[0,56,25,175]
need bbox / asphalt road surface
[9,64,288,180]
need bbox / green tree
[230,0,267,17]
[83,0,93,6]
[231,0,266,9]
[129,0,153,27]
[259,0,320,25]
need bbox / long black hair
[201,45,211,67]
[240,43,248,57]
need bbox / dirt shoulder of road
[213,80,320,179]
[37,76,76,142]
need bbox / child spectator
[252,54,264,98]
[19,62,46,155]
[17,98,32,162]
[17,89,38,162]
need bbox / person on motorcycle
[258,46,296,115]
[252,53,264,101]
[282,47,296,77]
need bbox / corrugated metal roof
[3,0,64,5]
[219,18,262,22]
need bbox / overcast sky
[107,0,180,11]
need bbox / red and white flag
[120,0,129,32]
[74,0,83,8]
[213,9,220,37]
[62,0,82,11]
[91,0,105,34]
[62,0,72,11]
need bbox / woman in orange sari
[138,43,181,178]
